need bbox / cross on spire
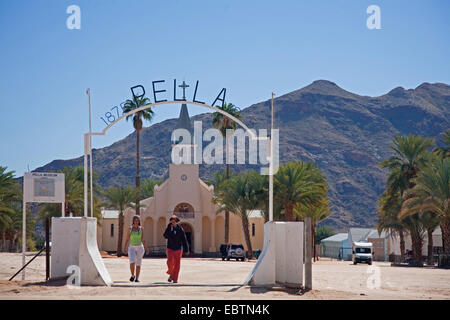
[179,81,189,100]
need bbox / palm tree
[274,161,327,221]
[212,102,241,244]
[0,166,21,206]
[38,167,90,219]
[380,135,434,192]
[140,178,162,199]
[212,171,261,259]
[208,171,230,191]
[400,158,450,255]
[380,135,434,265]
[7,203,32,251]
[246,173,284,222]
[434,130,450,159]
[38,167,102,225]
[0,166,21,249]
[122,96,154,216]
[377,191,407,258]
[61,166,85,216]
[0,207,13,249]
[421,211,440,265]
[102,185,136,256]
[402,213,426,266]
[295,199,332,262]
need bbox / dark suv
[220,244,246,261]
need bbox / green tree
[244,173,283,222]
[274,161,327,221]
[0,166,21,249]
[102,185,136,256]
[401,158,450,256]
[421,211,440,265]
[212,171,261,259]
[10,203,35,251]
[141,178,163,199]
[377,191,407,258]
[208,171,231,192]
[122,96,154,216]
[38,167,101,221]
[314,225,335,244]
[212,102,241,244]
[295,199,332,261]
[434,130,450,159]
[380,135,434,265]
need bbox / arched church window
[174,203,194,219]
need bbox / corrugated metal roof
[321,233,348,243]
[102,209,119,219]
[367,229,389,239]
[247,210,264,218]
[349,228,373,242]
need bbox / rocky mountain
[33,80,450,231]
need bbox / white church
[96,103,264,255]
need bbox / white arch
[93,100,256,139]
[84,100,271,218]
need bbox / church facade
[97,103,264,255]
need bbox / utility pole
[87,88,94,218]
[269,93,275,222]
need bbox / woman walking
[124,215,149,282]
[163,215,189,283]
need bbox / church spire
[177,103,192,133]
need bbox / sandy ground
[0,252,449,300]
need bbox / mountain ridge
[31,80,450,231]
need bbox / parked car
[220,244,246,261]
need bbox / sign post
[22,172,65,280]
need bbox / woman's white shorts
[128,244,145,266]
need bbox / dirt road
[0,253,448,299]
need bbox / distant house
[320,233,350,259]
[347,228,391,261]
[389,227,443,258]
[348,228,373,244]
[320,226,444,262]
[96,104,265,255]
[366,230,390,261]
[96,209,119,252]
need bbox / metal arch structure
[98,100,254,138]
[83,100,275,220]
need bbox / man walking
[163,215,189,283]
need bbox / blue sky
[0,0,449,175]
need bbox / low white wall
[246,221,304,288]
[51,217,112,286]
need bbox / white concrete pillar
[51,217,112,286]
[304,217,312,290]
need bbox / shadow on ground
[249,285,306,296]
[22,278,68,287]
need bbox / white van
[352,242,373,265]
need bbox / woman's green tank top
[129,227,142,246]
